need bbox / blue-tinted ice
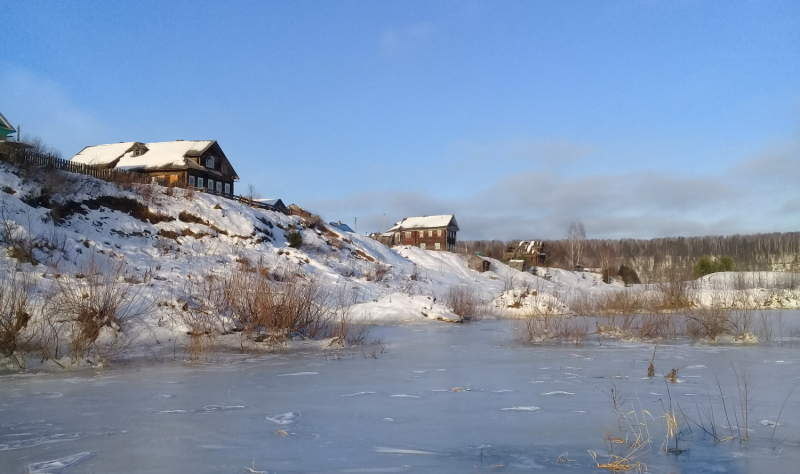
[2,314,800,473]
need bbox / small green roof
[0,111,16,138]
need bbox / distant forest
[456,232,800,283]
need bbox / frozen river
[2,314,800,473]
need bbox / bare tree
[20,135,63,159]
[596,241,617,273]
[245,184,261,201]
[566,221,586,268]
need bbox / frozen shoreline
[3,318,800,473]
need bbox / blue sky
[2,1,799,240]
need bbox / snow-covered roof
[330,221,355,233]
[388,215,459,232]
[517,241,544,254]
[0,111,15,133]
[71,140,215,170]
[116,141,215,170]
[254,198,284,207]
[71,142,137,166]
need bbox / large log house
[71,140,239,196]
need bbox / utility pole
[354,217,357,234]
[382,213,385,233]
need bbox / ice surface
[3,318,800,473]
[374,447,441,455]
[25,451,93,473]
[339,466,410,473]
[265,412,300,425]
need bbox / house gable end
[197,141,239,180]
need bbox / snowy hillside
[0,160,623,322]
[0,161,616,366]
[1,161,798,369]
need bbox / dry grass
[51,254,154,363]
[591,386,652,473]
[517,313,589,345]
[172,273,228,361]
[169,264,375,357]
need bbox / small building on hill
[0,111,16,141]
[0,111,30,158]
[504,240,546,269]
[388,215,459,252]
[253,198,287,213]
[70,140,239,196]
[468,254,491,273]
[329,221,355,233]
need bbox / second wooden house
[388,215,459,252]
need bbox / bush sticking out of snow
[286,230,302,249]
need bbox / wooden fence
[2,147,155,186]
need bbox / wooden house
[468,254,491,273]
[70,140,239,196]
[504,240,546,269]
[388,215,459,252]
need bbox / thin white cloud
[379,22,435,60]
[0,65,107,156]
[307,139,800,240]
[453,138,596,168]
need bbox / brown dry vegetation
[516,313,589,345]
[170,261,374,361]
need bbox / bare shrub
[568,292,597,315]
[518,313,588,345]
[445,285,480,321]
[305,215,326,232]
[327,286,370,347]
[409,264,422,282]
[52,255,153,363]
[0,200,39,265]
[223,265,332,347]
[363,262,390,282]
[655,269,692,310]
[637,313,678,339]
[133,183,157,205]
[683,307,731,341]
[0,270,36,360]
[592,290,648,336]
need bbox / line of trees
[457,231,800,283]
